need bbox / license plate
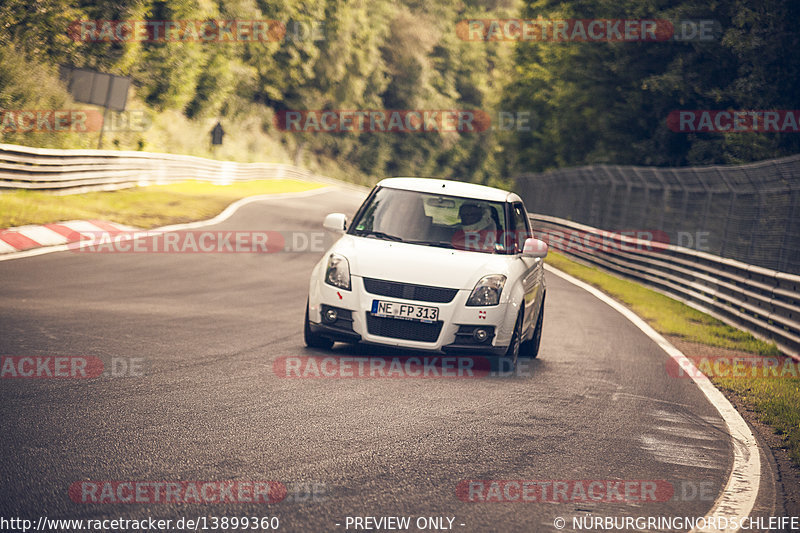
[371,300,439,322]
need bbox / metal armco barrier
[530,214,800,361]
[516,156,800,275]
[0,143,329,193]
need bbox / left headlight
[325,253,351,290]
[466,274,506,306]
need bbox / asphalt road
[0,187,777,532]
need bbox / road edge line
[545,263,760,533]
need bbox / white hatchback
[304,178,548,365]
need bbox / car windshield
[349,187,511,254]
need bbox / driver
[458,203,497,251]
[459,203,497,233]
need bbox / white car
[304,178,548,366]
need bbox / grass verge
[0,179,325,229]
[546,251,800,466]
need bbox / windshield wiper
[404,239,455,249]
[355,230,404,242]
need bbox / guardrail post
[601,166,617,228]
[697,169,714,252]
[746,186,765,266]
[675,172,691,238]
[617,167,633,227]
[716,168,737,258]
[778,189,798,272]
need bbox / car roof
[376,177,521,203]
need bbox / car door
[510,202,541,334]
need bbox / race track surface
[0,187,771,532]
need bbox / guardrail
[0,143,328,193]
[531,213,800,361]
[516,155,800,275]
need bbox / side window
[512,203,531,253]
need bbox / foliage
[1,0,798,182]
[500,0,800,173]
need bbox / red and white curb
[0,220,137,254]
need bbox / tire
[304,301,334,350]
[504,307,523,369]
[520,297,544,359]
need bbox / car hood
[330,235,512,289]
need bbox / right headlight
[466,274,506,306]
[324,253,351,290]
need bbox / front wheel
[520,297,544,359]
[304,301,334,350]
[504,308,523,369]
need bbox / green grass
[0,179,325,229]
[716,377,800,464]
[545,251,800,464]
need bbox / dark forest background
[1,0,798,184]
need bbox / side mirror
[522,237,548,258]
[323,213,347,233]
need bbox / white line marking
[0,187,335,262]
[545,263,760,533]
[58,220,138,233]
[59,220,109,233]
[17,226,68,246]
[0,239,18,253]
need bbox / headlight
[325,253,351,290]
[466,274,506,306]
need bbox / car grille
[362,277,458,303]
[365,314,443,342]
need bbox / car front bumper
[308,275,517,354]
